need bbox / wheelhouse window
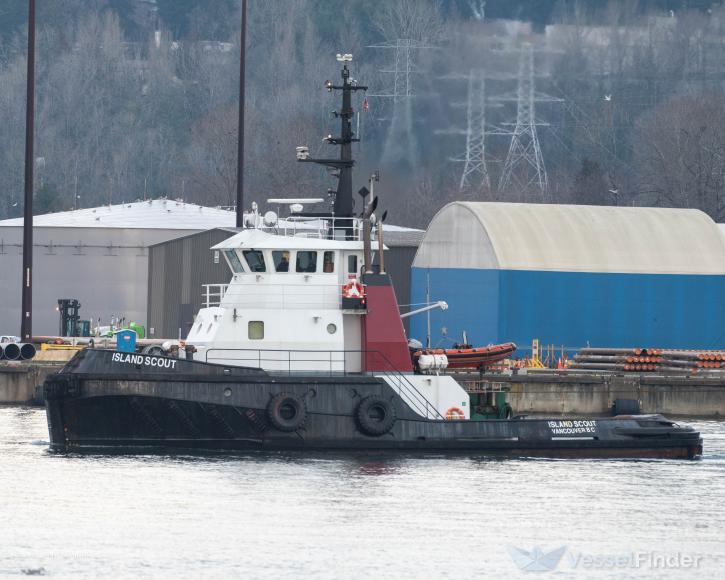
[224,250,244,273]
[248,321,264,340]
[272,250,291,272]
[323,251,335,273]
[242,249,266,272]
[296,251,317,273]
[347,255,358,274]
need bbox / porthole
[327,323,337,334]
[224,387,232,397]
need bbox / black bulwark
[44,349,703,459]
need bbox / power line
[367,39,434,170]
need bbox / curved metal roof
[413,202,725,274]
[0,201,423,246]
[0,200,236,230]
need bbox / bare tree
[371,0,444,43]
[634,93,725,219]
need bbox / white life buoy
[342,281,365,299]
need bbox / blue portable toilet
[116,329,137,353]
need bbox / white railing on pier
[202,284,229,307]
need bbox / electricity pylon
[453,70,490,190]
[497,43,561,197]
[367,39,433,171]
[437,68,507,193]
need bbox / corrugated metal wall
[381,247,417,333]
[411,267,725,351]
[147,229,236,338]
[0,226,193,336]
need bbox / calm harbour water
[1,407,724,579]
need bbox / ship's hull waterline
[44,350,702,459]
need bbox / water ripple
[1,408,723,579]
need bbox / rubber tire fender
[356,395,397,437]
[267,392,307,432]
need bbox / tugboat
[43,56,702,459]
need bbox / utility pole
[235,0,247,228]
[21,0,36,341]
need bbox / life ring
[356,395,396,436]
[445,407,466,420]
[267,392,307,432]
[342,281,365,299]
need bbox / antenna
[297,55,367,238]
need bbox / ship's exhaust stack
[362,273,413,373]
[361,192,377,274]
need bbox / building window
[348,255,358,274]
[323,251,335,273]
[225,250,244,273]
[272,250,291,272]
[248,321,264,340]
[296,251,317,273]
[242,249,266,272]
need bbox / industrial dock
[3,356,725,419]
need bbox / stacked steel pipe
[0,342,36,361]
[569,347,725,373]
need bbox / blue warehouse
[410,202,725,352]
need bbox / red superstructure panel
[361,274,412,372]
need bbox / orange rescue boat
[413,342,517,370]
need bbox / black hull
[44,350,703,459]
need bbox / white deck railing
[253,216,369,240]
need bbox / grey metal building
[146,225,424,339]
[147,228,239,339]
[0,200,238,336]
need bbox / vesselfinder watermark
[508,545,705,573]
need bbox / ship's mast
[298,54,367,237]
